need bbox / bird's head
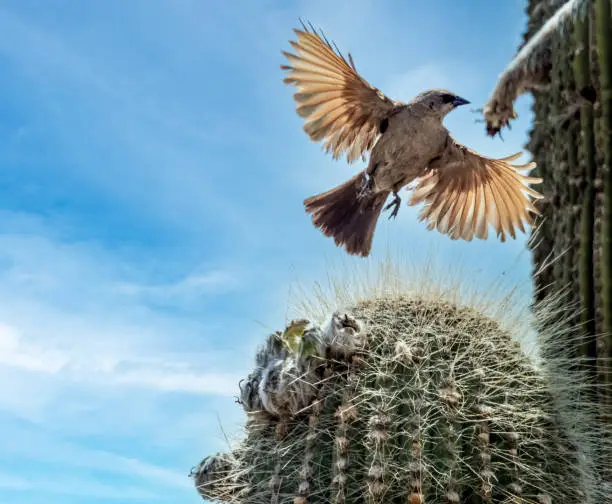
[413,89,470,118]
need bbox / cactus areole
[192,296,591,504]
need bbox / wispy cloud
[0,324,68,373]
[114,269,238,304]
[0,322,241,396]
[0,213,250,502]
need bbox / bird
[280,21,544,257]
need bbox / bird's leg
[357,167,376,201]
[384,191,401,220]
[358,177,373,200]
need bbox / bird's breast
[370,117,446,190]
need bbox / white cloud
[0,323,68,373]
[0,322,240,396]
[0,221,259,484]
[0,213,253,503]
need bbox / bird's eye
[441,94,455,104]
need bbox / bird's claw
[357,173,374,201]
[384,193,401,220]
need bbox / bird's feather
[281,23,399,163]
[409,138,543,242]
[304,171,389,257]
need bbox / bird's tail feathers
[304,172,389,257]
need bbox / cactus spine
[191,266,608,503]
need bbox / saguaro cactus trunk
[574,4,598,366]
[595,0,612,389]
[482,0,612,484]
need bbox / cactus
[595,0,612,389]
[559,20,581,323]
[483,0,588,136]
[483,0,612,477]
[191,263,609,503]
[595,0,612,482]
[573,9,598,363]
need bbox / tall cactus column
[525,0,556,304]
[558,24,581,314]
[574,6,598,365]
[551,32,564,287]
[595,0,612,462]
[595,0,612,380]
[482,0,607,334]
[477,0,612,486]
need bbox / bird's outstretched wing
[281,21,399,163]
[408,137,543,241]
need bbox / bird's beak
[452,96,470,107]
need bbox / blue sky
[0,1,538,503]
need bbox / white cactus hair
[287,252,540,352]
[532,288,612,500]
[483,0,590,136]
[194,250,611,503]
[286,252,610,501]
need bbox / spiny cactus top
[192,293,601,504]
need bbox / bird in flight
[280,21,543,257]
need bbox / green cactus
[522,0,556,306]
[595,0,612,480]
[483,1,612,474]
[559,22,580,323]
[574,6,598,362]
[191,266,608,503]
[595,0,612,386]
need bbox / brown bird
[281,22,544,257]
